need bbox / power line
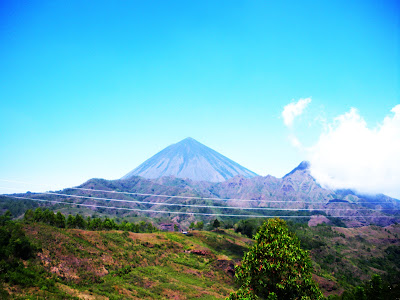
[20,190,326,210]
[3,195,311,218]
[57,188,398,205]
[1,187,397,212]
[3,195,396,218]
[0,180,397,204]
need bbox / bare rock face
[308,215,332,227]
[121,137,258,182]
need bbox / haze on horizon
[0,1,399,198]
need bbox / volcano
[121,137,258,182]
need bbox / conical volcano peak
[174,137,204,151]
[283,161,311,178]
[181,137,197,143]
[122,138,258,182]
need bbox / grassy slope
[3,223,400,299]
[293,223,400,296]
[11,225,252,299]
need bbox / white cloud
[308,105,400,199]
[282,98,312,127]
[289,134,302,149]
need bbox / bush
[230,218,323,300]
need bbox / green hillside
[1,214,251,299]
[1,210,400,299]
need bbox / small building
[159,223,180,231]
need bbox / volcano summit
[122,137,258,182]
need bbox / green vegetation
[24,207,158,233]
[327,274,399,300]
[212,219,221,229]
[234,218,266,238]
[190,221,204,230]
[0,196,39,218]
[229,218,323,300]
[1,209,252,298]
[0,209,399,299]
[0,211,74,299]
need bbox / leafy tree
[234,219,263,238]
[0,211,12,226]
[119,221,128,231]
[66,215,76,228]
[341,291,354,300]
[195,221,204,230]
[42,209,55,226]
[145,222,157,233]
[212,219,220,229]
[103,217,117,230]
[54,212,66,228]
[33,208,43,222]
[0,218,34,261]
[127,222,139,232]
[354,286,366,300]
[88,217,103,230]
[228,218,323,300]
[23,209,34,223]
[366,274,383,300]
[9,225,33,260]
[0,226,12,259]
[74,214,86,229]
[189,222,195,230]
[227,286,260,299]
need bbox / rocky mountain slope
[122,137,258,182]
[3,161,397,227]
[2,150,400,227]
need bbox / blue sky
[0,1,399,196]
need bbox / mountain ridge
[2,152,400,227]
[60,161,399,227]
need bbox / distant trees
[328,274,387,300]
[189,221,204,230]
[42,209,55,226]
[74,214,86,229]
[0,210,12,226]
[195,221,204,230]
[54,212,66,228]
[212,219,221,229]
[66,215,76,228]
[234,218,264,238]
[33,208,43,222]
[353,286,367,300]
[0,210,57,293]
[23,209,34,223]
[0,196,39,219]
[87,216,103,230]
[366,274,383,300]
[228,218,323,300]
[1,211,34,274]
[23,208,158,233]
[1,210,34,261]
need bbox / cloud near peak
[308,105,400,199]
[282,98,311,127]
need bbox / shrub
[229,218,323,300]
